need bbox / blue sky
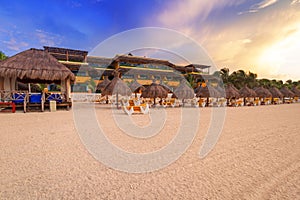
[1,0,300,80]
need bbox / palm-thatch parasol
[141,81,168,105]
[160,81,173,93]
[195,85,221,98]
[0,48,75,83]
[254,86,272,98]
[239,85,257,105]
[96,76,111,92]
[172,79,194,99]
[225,84,240,99]
[268,87,283,98]
[195,85,221,106]
[280,86,295,103]
[102,73,132,108]
[129,79,145,98]
[291,86,300,97]
[215,84,226,98]
[239,85,256,98]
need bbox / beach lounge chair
[253,99,260,106]
[162,98,176,108]
[198,99,206,107]
[123,104,150,115]
[236,99,244,107]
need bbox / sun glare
[258,26,300,80]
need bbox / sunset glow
[1,0,300,80]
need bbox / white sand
[0,103,299,199]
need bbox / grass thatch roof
[269,87,283,98]
[129,79,145,93]
[291,86,300,97]
[225,84,240,98]
[195,85,221,98]
[96,76,111,91]
[102,75,132,96]
[280,86,295,97]
[172,79,194,99]
[0,48,75,83]
[141,82,168,99]
[239,85,257,98]
[254,86,272,98]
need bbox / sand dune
[0,104,299,199]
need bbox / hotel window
[154,75,161,80]
[166,76,173,80]
[122,74,134,79]
[139,74,149,80]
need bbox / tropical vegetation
[212,68,300,90]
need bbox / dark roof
[44,46,88,62]
[174,64,210,73]
[112,54,175,68]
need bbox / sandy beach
[0,103,299,199]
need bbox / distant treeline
[211,68,300,90]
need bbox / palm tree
[228,70,247,89]
[220,68,230,84]
[246,71,257,88]
[258,79,271,88]
[186,74,196,89]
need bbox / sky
[1,0,300,81]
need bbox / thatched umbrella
[141,81,168,105]
[239,85,256,98]
[172,79,194,99]
[239,85,257,105]
[254,86,272,98]
[0,48,75,84]
[195,85,221,106]
[160,81,173,93]
[172,79,194,106]
[102,73,132,108]
[280,86,295,103]
[224,84,240,105]
[96,76,111,92]
[215,85,226,98]
[269,87,283,98]
[129,79,145,98]
[291,86,300,97]
[225,84,240,99]
[195,85,221,98]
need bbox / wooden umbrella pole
[116,91,119,109]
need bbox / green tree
[186,74,196,88]
[246,71,258,88]
[0,51,8,60]
[220,68,230,84]
[258,78,271,88]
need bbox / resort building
[44,46,214,92]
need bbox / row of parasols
[96,74,300,106]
